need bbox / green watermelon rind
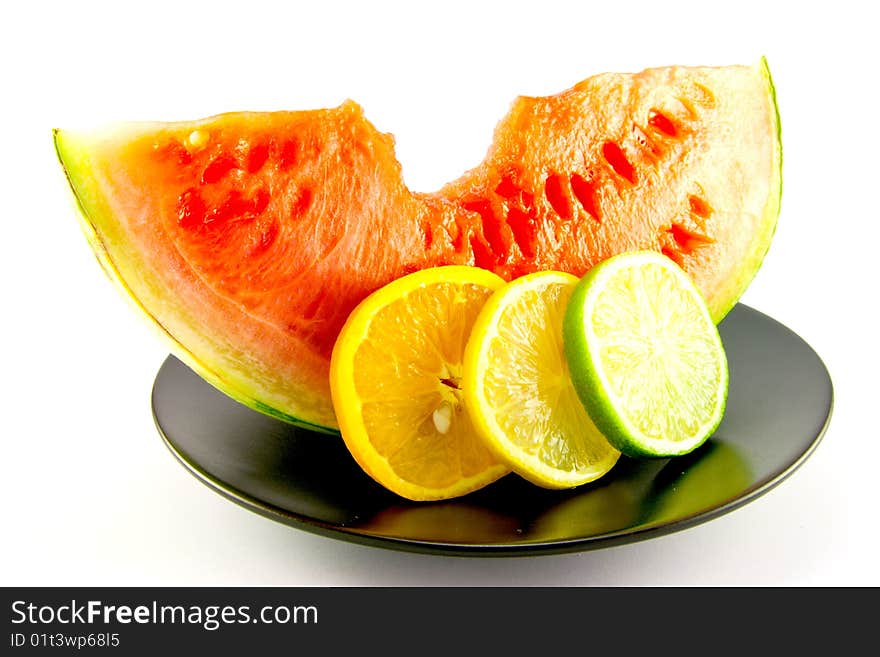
[53,129,339,435]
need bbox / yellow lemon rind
[462,271,620,490]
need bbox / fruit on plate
[329,266,509,501]
[563,251,729,458]
[462,271,620,488]
[55,59,781,432]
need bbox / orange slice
[329,266,509,501]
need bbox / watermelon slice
[55,59,781,433]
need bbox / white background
[2,0,877,586]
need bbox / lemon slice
[563,251,729,458]
[462,271,620,489]
[329,266,509,501]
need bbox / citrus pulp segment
[329,266,509,501]
[563,251,728,458]
[462,271,620,489]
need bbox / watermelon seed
[569,172,601,222]
[252,188,271,214]
[661,246,683,266]
[201,154,238,185]
[279,138,300,169]
[291,187,313,216]
[602,141,637,184]
[246,142,270,173]
[685,80,717,109]
[494,173,521,198]
[544,173,574,220]
[506,206,537,258]
[469,235,495,269]
[647,109,678,137]
[668,222,714,254]
[688,194,713,219]
[463,199,510,261]
[176,188,206,229]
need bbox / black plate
[151,304,832,556]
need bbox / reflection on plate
[152,304,832,556]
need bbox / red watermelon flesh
[55,60,781,432]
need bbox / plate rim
[151,304,833,557]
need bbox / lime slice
[462,271,620,489]
[563,251,729,458]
